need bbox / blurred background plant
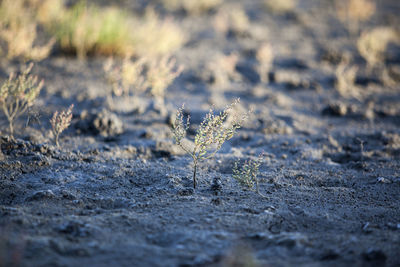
[172,99,246,189]
[103,57,147,99]
[213,4,250,37]
[335,58,360,100]
[0,0,54,61]
[207,52,240,88]
[41,2,186,59]
[357,27,400,70]
[0,0,186,60]
[103,55,183,114]
[147,56,184,103]
[256,43,274,83]
[335,0,376,35]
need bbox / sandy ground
[1,0,400,266]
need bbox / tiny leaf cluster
[233,155,266,198]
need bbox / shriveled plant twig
[50,104,74,147]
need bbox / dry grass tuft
[146,56,184,101]
[0,0,54,61]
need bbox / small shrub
[50,104,73,147]
[233,154,266,197]
[357,27,399,69]
[335,0,376,35]
[0,0,54,61]
[172,99,247,188]
[0,63,43,137]
[263,0,297,15]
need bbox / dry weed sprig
[0,63,43,138]
[233,154,266,198]
[50,104,73,147]
[172,99,247,188]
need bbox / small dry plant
[131,8,186,57]
[147,56,184,101]
[103,55,183,110]
[0,63,43,138]
[161,0,222,15]
[357,27,399,70]
[335,0,376,35]
[172,99,247,188]
[263,0,297,15]
[0,0,54,61]
[103,57,147,98]
[256,43,274,83]
[233,154,266,197]
[335,59,360,99]
[213,5,250,36]
[208,52,240,87]
[50,104,73,147]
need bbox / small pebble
[376,177,392,184]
